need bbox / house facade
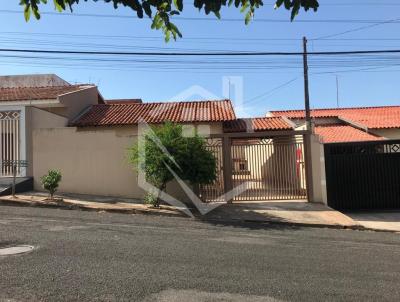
[32,99,237,200]
[7,74,398,205]
[0,74,328,204]
[0,74,102,178]
[1,74,247,202]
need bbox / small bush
[143,192,159,207]
[41,170,62,200]
[128,122,217,207]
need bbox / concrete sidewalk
[1,192,384,231]
[0,192,186,218]
[345,212,400,232]
[204,200,360,229]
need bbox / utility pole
[303,37,312,132]
[302,37,314,202]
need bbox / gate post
[222,135,233,203]
[304,132,314,202]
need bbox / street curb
[0,198,185,218]
[199,217,400,234]
[1,198,398,234]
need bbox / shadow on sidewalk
[195,204,303,231]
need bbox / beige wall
[310,134,327,204]
[30,107,68,128]
[31,123,328,204]
[32,86,100,121]
[32,123,223,201]
[370,128,400,139]
[58,86,100,120]
[25,107,69,176]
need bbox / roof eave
[0,99,62,106]
[338,115,369,132]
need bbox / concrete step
[0,177,33,196]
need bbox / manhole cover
[0,245,34,256]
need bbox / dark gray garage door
[324,140,400,210]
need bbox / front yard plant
[143,192,159,207]
[128,122,216,207]
[41,170,62,200]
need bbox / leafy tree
[128,122,216,207]
[40,169,62,200]
[20,0,319,41]
[180,134,216,186]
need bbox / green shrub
[41,170,62,200]
[143,192,159,207]
[128,122,216,207]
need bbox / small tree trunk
[155,182,166,208]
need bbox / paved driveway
[346,211,400,232]
[1,205,400,301]
[205,200,358,228]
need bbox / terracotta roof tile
[72,100,236,127]
[0,85,93,102]
[271,105,400,129]
[315,125,383,143]
[224,117,293,133]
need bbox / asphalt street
[0,205,400,302]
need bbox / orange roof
[271,105,400,129]
[0,85,93,102]
[315,125,383,143]
[72,100,236,127]
[224,117,293,133]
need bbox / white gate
[0,111,21,177]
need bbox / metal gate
[200,135,307,202]
[325,140,400,210]
[199,138,225,202]
[0,111,21,177]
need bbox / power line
[5,31,400,44]
[2,47,400,56]
[3,54,400,74]
[313,17,400,40]
[2,9,400,24]
[0,31,302,42]
[245,77,300,104]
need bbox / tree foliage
[19,0,319,41]
[128,122,216,207]
[40,169,62,199]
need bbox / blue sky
[1,1,400,117]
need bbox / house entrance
[0,111,21,177]
[200,134,307,202]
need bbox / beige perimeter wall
[33,123,223,201]
[370,128,400,140]
[310,134,327,204]
[25,107,69,176]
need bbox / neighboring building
[269,106,400,143]
[0,74,69,88]
[0,74,103,178]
